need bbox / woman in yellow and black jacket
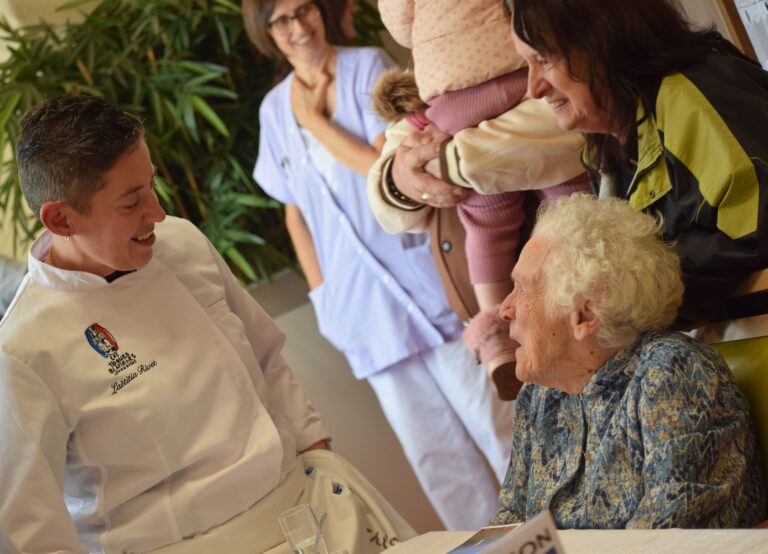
[511,0,768,327]
[595,52,768,327]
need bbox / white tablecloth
[387,529,768,553]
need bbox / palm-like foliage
[0,0,384,281]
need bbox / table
[387,529,768,553]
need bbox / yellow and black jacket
[588,54,768,325]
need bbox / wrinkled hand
[424,158,441,179]
[391,129,469,208]
[291,70,330,128]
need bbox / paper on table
[447,511,565,554]
[444,525,520,554]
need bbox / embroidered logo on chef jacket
[85,323,119,358]
[84,322,158,395]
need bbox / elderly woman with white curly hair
[492,194,765,529]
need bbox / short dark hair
[17,95,144,217]
[241,0,350,82]
[510,0,749,175]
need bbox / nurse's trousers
[367,338,515,530]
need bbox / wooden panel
[717,0,760,60]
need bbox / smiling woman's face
[512,31,612,134]
[64,140,166,276]
[269,0,328,64]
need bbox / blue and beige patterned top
[493,332,765,528]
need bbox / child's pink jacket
[379,0,526,102]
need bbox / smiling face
[512,31,611,134]
[269,0,328,65]
[63,140,166,276]
[499,235,577,388]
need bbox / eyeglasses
[268,1,319,35]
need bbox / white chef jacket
[0,216,330,553]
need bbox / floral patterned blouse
[493,332,765,528]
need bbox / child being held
[374,0,591,399]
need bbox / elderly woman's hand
[391,130,469,208]
[290,70,331,129]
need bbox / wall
[0,0,85,27]
[680,0,732,37]
[0,210,23,261]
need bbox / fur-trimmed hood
[371,69,426,123]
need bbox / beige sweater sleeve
[442,97,586,194]
[366,118,433,234]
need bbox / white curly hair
[533,193,684,349]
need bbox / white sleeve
[206,242,331,451]
[0,353,87,553]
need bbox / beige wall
[0,0,86,260]
[0,202,23,260]
[680,0,732,38]
[0,0,86,27]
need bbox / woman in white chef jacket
[0,95,412,553]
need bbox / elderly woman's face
[500,235,575,388]
[512,32,611,134]
[65,140,166,276]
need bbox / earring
[64,235,70,241]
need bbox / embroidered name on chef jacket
[85,323,158,395]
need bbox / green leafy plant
[0,0,385,281]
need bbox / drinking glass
[278,504,329,554]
